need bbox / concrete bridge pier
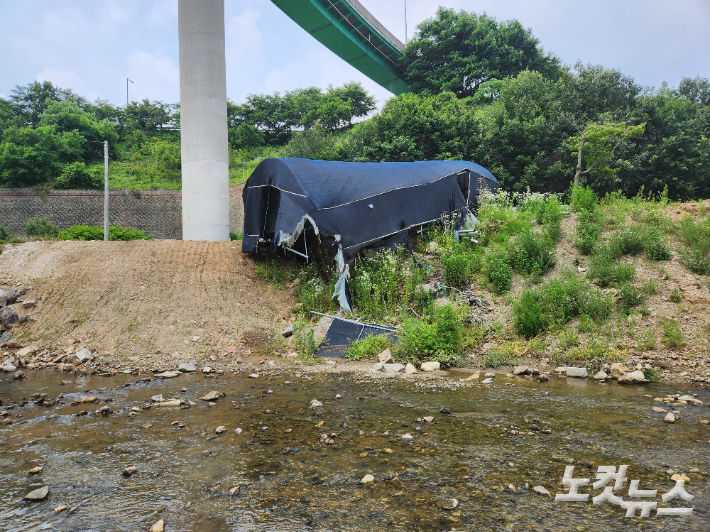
[178,0,229,241]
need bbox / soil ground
[0,240,295,369]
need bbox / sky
[0,0,708,109]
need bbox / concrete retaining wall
[0,185,245,240]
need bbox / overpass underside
[271,0,411,95]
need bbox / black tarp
[315,316,397,358]
[241,158,497,262]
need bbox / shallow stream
[1,369,709,531]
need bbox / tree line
[1,6,708,199]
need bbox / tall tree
[400,8,562,97]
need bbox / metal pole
[404,0,408,44]
[104,140,109,242]
[126,78,133,108]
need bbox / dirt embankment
[0,240,295,368]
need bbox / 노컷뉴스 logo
[555,465,694,517]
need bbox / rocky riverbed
[1,366,710,531]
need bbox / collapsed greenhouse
[241,157,497,311]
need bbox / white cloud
[225,8,264,71]
[126,51,180,103]
[35,68,98,101]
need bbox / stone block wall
[0,184,245,240]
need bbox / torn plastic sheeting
[277,214,319,249]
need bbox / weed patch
[347,335,392,361]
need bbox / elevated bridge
[270,0,411,95]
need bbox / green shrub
[618,283,645,312]
[610,226,646,256]
[485,246,513,294]
[481,349,518,368]
[24,216,59,238]
[637,329,656,349]
[57,225,151,241]
[443,247,472,287]
[229,231,243,241]
[349,249,422,320]
[395,305,466,367]
[292,318,318,357]
[512,228,555,277]
[513,270,611,338]
[676,214,710,255]
[669,288,682,303]
[0,226,11,241]
[255,259,295,287]
[55,161,103,189]
[661,318,685,348]
[644,228,671,260]
[680,248,710,275]
[347,334,392,361]
[542,197,563,241]
[570,184,598,213]
[295,263,336,314]
[588,244,635,287]
[575,210,602,255]
[643,368,660,381]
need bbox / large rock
[178,363,197,373]
[0,288,21,307]
[421,361,441,372]
[154,371,180,379]
[1,361,17,372]
[593,370,609,381]
[0,306,18,327]
[513,366,532,376]
[16,346,37,358]
[372,363,385,372]
[405,363,417,375]
[610,362,628,379]
[565,367,588,378]
[664,412,675,424]
[377,348,394,364]
[384,363,405,373]
[149,520,165,532]
[0,331,12,346]
[67,348,92,365]
[618,370,649,384]
[24,486,49,501]
[200,391,224,402]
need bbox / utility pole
[126,78,134,108]
[104,140,109,242]
[404,0,408,44]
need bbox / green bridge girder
[270,0,411,95]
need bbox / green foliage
[570,121,645,186]
[255,259,296,288]
[587,245,635,287]
[349,250,423,321]
[570,185,598,213]
[513,270,611,338]
[637,329,656,350]
[610,226,646,255]
[443,246,475,287]
[512,228,556,277]
[346,335,392,361]
[24,215,58,238]
[395,305,466,367]
[485,246,513,294]
[575,210,602,255]
[675,214,710,274]
[669,288,682,303]
[56,225,150,241]
[618,283,645,312]
[108,136,181,189]
[55,161,103,189]
[295,263,337,315]
[0,226,11,241]
[400,7,561,98]
[643,368,660,381]
[661,318,685,348]
[680,249,710,275]
[229,123,264,150]
[481,349,519,369]
[229,231,243,241]
[644,228,672,260]
[541,196,563,241]
[292,318,318,357]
